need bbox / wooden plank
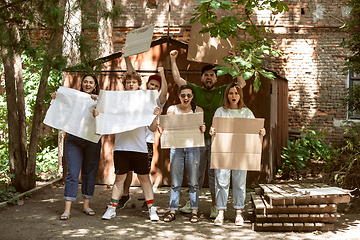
[254,212,338,223]
[265,203,337,214]
[251,193,265,214]
[252,222,334,232]
[295,195,351,205]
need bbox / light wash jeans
[198,138,215,197]
[215,169,247,210]
[64,134,101,201]
[169,147,200,210]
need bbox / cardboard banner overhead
[159,112,205,149]
[187,21,237,65]
[123,24,155,57]
[210,117,265,171]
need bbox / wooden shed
[63,37,288,187]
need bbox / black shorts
[114,151,149,175]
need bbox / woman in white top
[210,82,266,226]
[162,85,205,223]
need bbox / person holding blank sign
[209,82,266,226]
[161,85,206,223]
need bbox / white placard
[123,25,155,57]
[43,87,101,143]
[95,89,158,134]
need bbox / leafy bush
[333,121,360,187]
[0,185,19,203]
[280,123,337,179]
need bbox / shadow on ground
[0,183,359,239]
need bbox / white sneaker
[210,206,218,219]
[149,206,159,221]
[102,205,116,220]
[179,201,191,214]
[235,213,244,226]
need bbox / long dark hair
[223,82,247,109]
[178,85,196,112]
[80,74,100,95]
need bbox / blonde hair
[223,82,247,109]
[122,71,142,87]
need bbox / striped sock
[146,199,155,207]
[110,198,119,207]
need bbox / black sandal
[190,213,199,223]
[164,212,176,222]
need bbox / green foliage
[281,139,309,172]
[0,55,60,183]
[191,0,288,91]
[0,185,19,203]
[333,122,360,187]
[0,1,123,191]
[339,0,360,74]
[280,124,337,178]
[342,84,360,119]
[36,146,58,174]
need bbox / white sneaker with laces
[149,206,159,221]
[179,201,191,214]
[235,213,244,226]
[102,205,116,220]
[210,206,218,219]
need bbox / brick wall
[111,0,351,146]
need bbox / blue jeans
[64,134,101,201]
[198,138,215,197]
[169,147,200,210]
[215,169,247,210]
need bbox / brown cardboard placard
[211,117,265,171]
[187,21,237,65]
[159,112,205,149]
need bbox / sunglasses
[180,93,193,98]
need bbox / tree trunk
[98,0,113,57]
[28,13,64,188]
[1,23,30,192]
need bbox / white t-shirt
[114,126,148,153]
[145,98,165,143]
[214,107,255,119]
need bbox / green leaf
[242,71,254,80]
[216,68,229,76]
[210,1,221,9]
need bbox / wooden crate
[251,183,350,232]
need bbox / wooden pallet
[251,193,338,214]
[252,222,334,232]
[250,183,350,232]
[259,183,351,206]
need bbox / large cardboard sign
[187,21,237,65]
[210,117,265,171]
[43,87,101,143]
[95,89,158,134]
[159,112,205,149]
[123,25,155,57]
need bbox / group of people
[55,49,266,226]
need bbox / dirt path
[0,183,359,239]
